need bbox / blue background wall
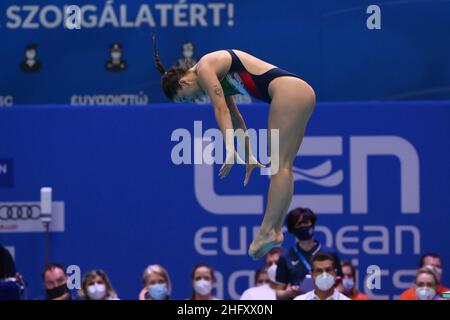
[0,0,449,104]
[1,101,449,299]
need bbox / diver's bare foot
[248,229,283,261]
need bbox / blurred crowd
[1,208,448,301]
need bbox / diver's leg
[249,78,315,260]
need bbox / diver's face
[173,80,203,103]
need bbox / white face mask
[267,264,277,283]
[314,272,335,291]
[416,286,436,300]
[194,279,212,296]
[87,283,107,300]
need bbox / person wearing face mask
[411,267,441,300]
[338,261,369,300]
[37,263,78,300]
[275,207,342,300]
[400,252,449,300]
[294,252,349,300]
[79,270,119,300]
[188,264,219,300]
[240,263,284,300]
[20,44,42,73]
[176,42,198,69]
[265,247,282,267]
[105,43,127,72]
[139,264,171,300]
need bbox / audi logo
[0,205,41,221]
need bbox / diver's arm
[197,64,234,152]
[225,96,265,186]
[197,62,244,178]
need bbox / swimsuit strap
[226,49,246,73]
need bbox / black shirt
[276,241,343,286]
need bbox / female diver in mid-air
[153,37,316,260]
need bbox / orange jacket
[351,291,369,300]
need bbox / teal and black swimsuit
[220,49,301,103]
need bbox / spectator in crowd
[254,266,270,287]
[294,252,349,300]
[139,264,171,300]
[175,41,197,69]
[265,247,282,267]
[338,261,369,300]
[265,247,283,285]
[240,264,284,300]
[410,267,441,300]
[79,269,119,300]
[0,245,25,300]
[0,245,16,280]
[400,253,449,300]
[275,207,342,299]
[39,263,78,300]
[188,263,219,300]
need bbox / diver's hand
[244,155,266,187]
[219,150,244,179]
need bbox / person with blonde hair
[139,264,172,300]
[400,252,449,300]
[401,266,441,300]
[79,269,118,300]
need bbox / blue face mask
[148,283,168,300]
[342,278,354,291]
[293,225,314,240]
